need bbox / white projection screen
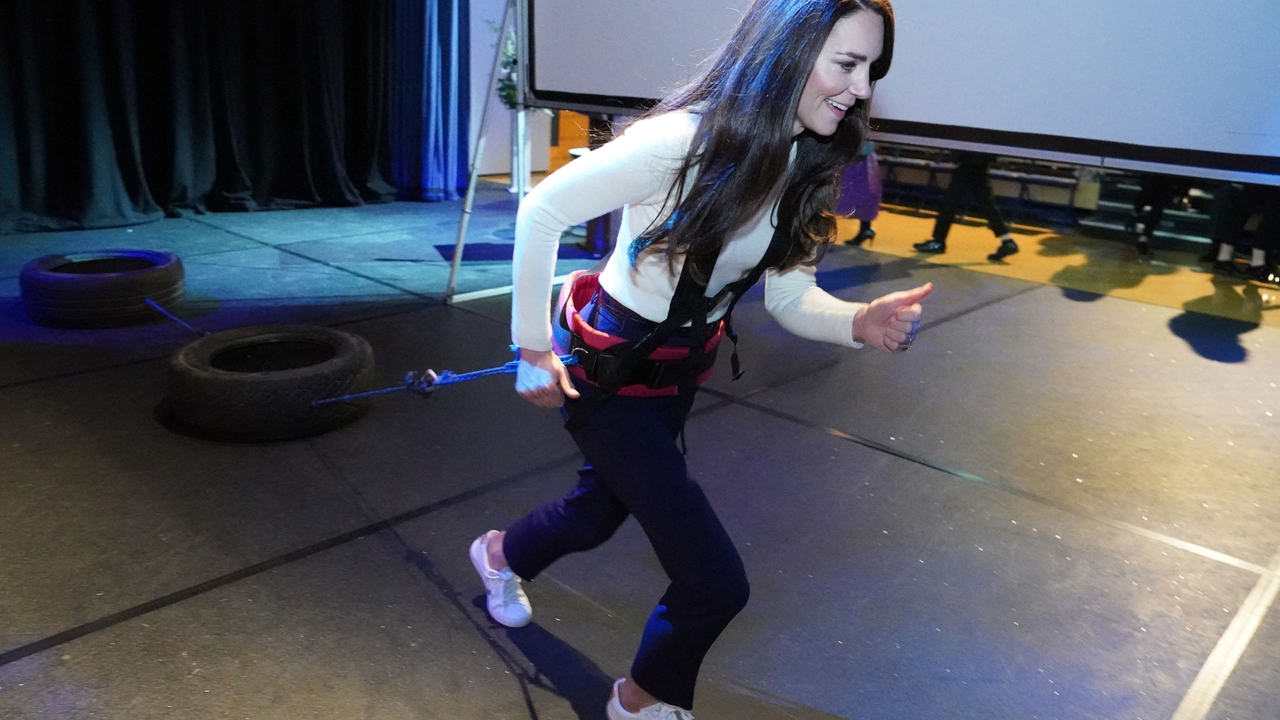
[524,0,1280,182]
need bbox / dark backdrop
[0,0,402,234]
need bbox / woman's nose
[849,71,871,99]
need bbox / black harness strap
[563,208,794,433]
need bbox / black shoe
[914,239,946,253]
[850,227,876,246]
[988,239,1019,261]
[1135,238,1151,257]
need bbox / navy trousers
[503,291,749,711]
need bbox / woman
[471,1,927,717]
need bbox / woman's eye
[840,61,858,72]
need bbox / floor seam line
[0,355,172,393]
[710,391,1278,580]
[918,283,1042,333]
[0,451,582,667]
[1169,547,1280,720]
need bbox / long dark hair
[629,0,895,276]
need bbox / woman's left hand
[852,282,933,353]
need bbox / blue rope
[312,348,579,406]
[145,298,208,337]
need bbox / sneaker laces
[496,568,522,606]
[656,707,695,720]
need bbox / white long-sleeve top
[512,110,865,352]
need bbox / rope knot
[404,371,436,396]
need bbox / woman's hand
[515,348,581,408]
[852,283,933,353]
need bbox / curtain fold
[391,0,469,202]
[0,0,397,234]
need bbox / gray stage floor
[1,194,1277,720]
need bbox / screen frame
[521,0,1280,184]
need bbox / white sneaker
[469,531,532,627]
[606,678,695,720]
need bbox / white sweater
[512,110,865,352]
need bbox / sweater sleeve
[763,263,866,348]
[512,114,694,351]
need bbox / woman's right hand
[515,348,581,408]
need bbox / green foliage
[487,20,519,109]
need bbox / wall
[469,0,550,176]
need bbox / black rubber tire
[164,325,376,442]
[19,250,185,328]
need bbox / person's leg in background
[969,157,1019,261]
[837,148,880,246]
[1210,183,1254,275]
[915,153,982,254]
[1243,187,1280,284]
[852,146,882,245]
[1131,175,1180,258]
[1206,182,1239,268]
[852,218,875,245]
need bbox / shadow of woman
[1039,233,1177,302]
[401,544,615,719]
[499,616,616,720]
[1168,276,1272,362]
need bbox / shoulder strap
[707,201,794,379]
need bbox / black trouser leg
[973,172,1011,239]
[1209,183,1252,246]
[935,155,1004,242]
[1133,176,1179,237]
[1256,189,1280,260]
[932,167,973,242]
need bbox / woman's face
[793,11,885,136]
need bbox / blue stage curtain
[391,0,469,201]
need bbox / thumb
[560,365,580,399]
[895,282,933,306]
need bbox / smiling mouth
[826,99,849,113]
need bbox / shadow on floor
[403,544,614,720]
[1168,277,1271,363]
[501,619,615,720]
[1039,233,1178,302]
[814,255,923,293]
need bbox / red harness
[553,200,792,432]
[553,270,723,397]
